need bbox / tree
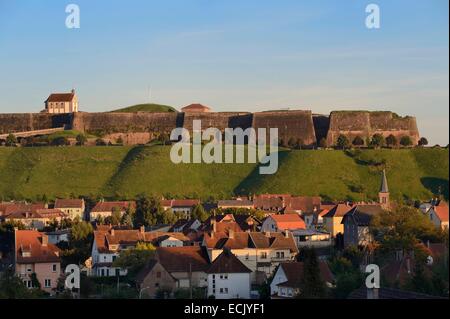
[30,272,41,289]
[336,135,350,150]
[418,137,429,147]
[370,134,385,149]
[61,221,94,266]
[160,208,177,225]
[352,136,365,147]
[76,134,87,146]
[134,195,164,226]
[112,242,156,277]
[371,206,443,253]
[298,248,327,298]
[5,133,17,147]
[0,269,32,298]
[318,138,327,148]
[110,207,122,225]
[400,136,413,147]
[191,204,209,222]
[121,213,134,228]
[386,134,398,148]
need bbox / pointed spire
[380,169,389,193]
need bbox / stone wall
[252,111,317,146]
[0,113,71,134]
[0,109,420,147]
[326,111,420,146]
[71,112,178,136]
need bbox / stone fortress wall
[326,111,420,146]
[0,109,420,147]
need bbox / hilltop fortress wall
[0,113,71,134]
[0,110,419,146]
[253,111,317,146]
[326,111,420,146]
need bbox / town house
[14,230,61,294]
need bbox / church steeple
[379,169,390,209]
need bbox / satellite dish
[426,255,434,266]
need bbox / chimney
[140,225,145,234]
[41,234,48,246]
[212,219,217,233]
[367,288,379,299]
[229,229,235,239]
[265,231,271,238]
[71,89,75,94]
[285,230,290,238]
[110,228,115,236]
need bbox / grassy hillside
[111,103,177,113]
[0,146,447,202]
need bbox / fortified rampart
[253,111,317,146]
[0,109,420,147]
[326,111,420,146]
[71,112,179,137]
[0,113,71,134]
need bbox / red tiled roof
[433,202,449,222]
[206,249,252,274]
[203,231,298,253]
[15,230,61,264]
[91,201,135,213]
[181,104,212,113]
[93,229,190,253]
[54,199,84,209]
[323,203,353,218]
[276,261,334,288]
[45,93,75,102]
[269,214,306,230]
[156,246,210,272]
[7,208,67,220]
[160,199,200,208]
[1,203,46,217]
[287,196,321,213]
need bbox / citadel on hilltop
[0,90,420,147]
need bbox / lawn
[0,146,448,201]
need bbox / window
[260,252,267,259]
[276,252,285,259]
[112,255,117,262]
[155,283,159,288]
[27,265,32,273]
[44,279,51,288]
[52,264,57,272]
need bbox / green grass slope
[0,146,447,201]
[111,103,177,113]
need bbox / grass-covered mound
[0,146,447,202]
[111,103,177,113]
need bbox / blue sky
[0,0,448,144]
